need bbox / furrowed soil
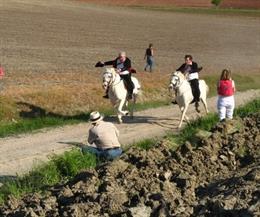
[1,110,259,216]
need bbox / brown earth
[220,0,260,9]
[1,111,259,216]
[77,0,212,7]
[78,0,260,9]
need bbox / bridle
[103,71,121,88]
[170,74,181,89]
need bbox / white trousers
[217,95,235,121]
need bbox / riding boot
[172,90,178,104]
[103,88,109,99]
[127,89,133,100]
[195,101,200,113]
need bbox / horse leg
[117,99,129,123]
[201,97,209,114]
[130,94,137,119]
[184,114,189,123]
[178,106,188,129]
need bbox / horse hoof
[196,108,200,113]
[125,112,129,116]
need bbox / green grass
[128,5,260,17]
[134,138,158,150]
[0,149,97,204]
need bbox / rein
[106,72,122,87]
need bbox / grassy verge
[0,98,259,205]
[0,150,97,204]
[128,5,260,17]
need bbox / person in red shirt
[0,64,4,79]
[217,69,236,121]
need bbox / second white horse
[169,71,209,128]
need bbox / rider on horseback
[95,51,134,100]
[174,54,202,110]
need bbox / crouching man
[82,111,122,160]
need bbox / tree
[211,0,222,7]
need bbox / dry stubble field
[0,0,260,118]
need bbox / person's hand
[95,61,105,67]
[116,68,121,73]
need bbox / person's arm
[191,62,199,73]
[151,48,154,57]
[144,51,147,60]
[232,80,236,92]
[104,59,116,66]
[176,63,185,72]
[87,129,97,145]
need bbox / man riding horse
[95,51,135,100]
[174,54,202,111]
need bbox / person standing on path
[144,43,154,72]
[0,64,5,91]
[217,69,236,121]
[82,111,122,160]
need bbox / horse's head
[169,71,185,90]
[102,68,116,89]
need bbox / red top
[0,67,4,78]
[218,80,234,96]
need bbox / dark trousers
[189,79,200,102]
[120,74,134,95]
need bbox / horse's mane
[174,71,186,80]
[104,67,117,75]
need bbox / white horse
[102,68,141,123]
[169,71,209,128]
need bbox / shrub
[211,0,222,7]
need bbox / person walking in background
[82,111,122,160]
[217,69,235,121]
[144,43,154,72]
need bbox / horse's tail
[131,76,141,94]
[199,79,209,95]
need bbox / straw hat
[89,111,103,123]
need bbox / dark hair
[220,69,231,80]
[149,43,153,48]
[185,54,193,60]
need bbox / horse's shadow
[104,115,179,128]
[17,102,181,129]
[17,102,90,121]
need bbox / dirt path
[0,89,259,176]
